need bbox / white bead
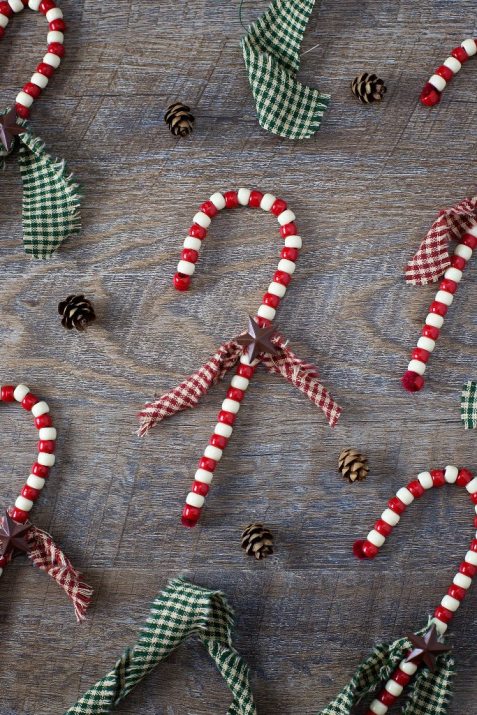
[15,495,33,512]
[47,31,64,44]
[231,375,249,391]
[425,313,444,328]
[367,529,385,547]
[31,401,49,417]
[467,224,477,237]
[369,700,388,715]
[432,618,448,635]
[417,336,435,352]
[177,260,195,276]
[39,427,56,441]
[38,452,55,466]
[385,680,403,697]
[204,445,222,461]
[268,281,286,298]
[46,7,63,21]
[444,56,462,73]
[0,568,4,577]
[260,193,276,211]
[239,352,258,366]
[43,52,61,68]
[277,209,295,226]
[194,468,213,484]
[445,465,458,483]
[209,192,225,210]
[443,267,462,283]
[435,290,453,306]
[465,550,477,566]
[214,422,232,438]
[429,74,446,92]
[0,14,9,28]
[441,594,460,611]
[192,211,211,229]
[399,659,418,675]
[28,0,41,8]
[16,91,33,108]
[455,243,472,260]
[466,477,477,494]
[285,235,302,248]
[222,398,240,414]
[237,188,251,206]
[31,72,49,89]
[277,259,296,274]
[461,38,477,56]
[183,236,201,251]
[257,304,276,321]
[417,471,433,489]
[396,487,414,505]
[27,474,45,490]
[13,384,29,402]
[453,572,472,589]
[186,492,205,508]
[9,0,24,12]
[381,508,400,526]
[408,359,426,376]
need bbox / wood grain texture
[1,0,477,712]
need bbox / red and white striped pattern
[354,465,477,715]
[0,0,66,119]
[402,224,477,392]
[420,38,477,106]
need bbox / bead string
[402,225,477,392]
[174,189,301,527]
[0,0,66,119]
[420,38,477,107]
[354,465,477,715]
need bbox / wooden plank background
[1,0,477,712]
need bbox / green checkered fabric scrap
[461,380,477,429]
[66,578,257,715]
[241,0,331,139]
[318,623,454,715]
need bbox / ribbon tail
[27,526,92,622]
[402,654,455,715]
[18,130,81,259]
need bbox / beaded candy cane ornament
[420,38,477,106]
[138,188,342,527]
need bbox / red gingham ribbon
[138,335,341,435]
[405,196,477,285]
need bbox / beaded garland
[421,38,477,107]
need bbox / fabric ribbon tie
[405,196,477,285]
[461,380,477,429]
[27,525,93,622]
[138,334,341,436]
[241,0,331,139]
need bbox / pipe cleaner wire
[138,188,342,528]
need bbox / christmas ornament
[338,448,369,483]
[241,0,330,139]
[402,198,477,392]
[351,73,387,104]
[461,381,477,429]
[241,523,274,560]
[0,0,81,259]
[138,188,342,528]
[321,464,477,715]
[164,102,194,137]
[66,578,257,715]
[58,294,96,331]
[420,38,477,106]
[0,383,92,621]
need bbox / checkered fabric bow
[405,197,477,285]
[461,381,477,429]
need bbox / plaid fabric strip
[405,197,477,285]
[460,380,477,429]
[66,578,257,715]
[241,0,331,139]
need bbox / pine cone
[58,294,96,331]
[241,523,274,560]
[351,73,386,104]
[338,448,369,483]
[164,102,194,137]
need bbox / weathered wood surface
[1,0,477,712]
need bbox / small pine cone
[351,73,386,104]
[58,294,96,331]
[164,102,194,137]
[339,448,369,483]
[241,523,274,560]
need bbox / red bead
[470,539,477,552]
[248,190,263,208]
[192,480,209,497]
[471,492,477,504]
[173,273,190,291]
[420,82,441,106]
[401,370,424,392]
[281,247,298,261]
[361,540,379,558]
[49,18,66,31]
[22,393,39,411]
[461,233,477,249]
[227,387,244,402]
[388,496,406,514]
[36,62,55,78]
[218,410,236,425]
[379,691,396,707]
[23,82,42,99]
[352,539,366,559]
[0,556,7,568]
[189,223,206,239]
[1,385,14,402]
[200,200,218,218]
[9,507,29,524]
[199,456,216,472]
[429,301,448,316]
[457,468,473,487]
[39,0,56,14]
[256,316,271,328]
[451,46,469,63]
[15,103,30,119]
[0,27,4,38]
[0,2,13,17]
[434,605,454,623]
[223,191,239,209]
[435,65,454,81]
[31,462,49,478]
[181,248,198,263]
[448,584,466,601]
[411,347,430,363]
[270,198,287,216]
[210,433,227,449]
[459,561,476,578]
[431,469,445,487]
[451,255,466,270]
[237,364,254,379]
[273,270,292,286]
[262,292,280,309]
[48,42,65,57]
[181,504,200,527]
[440,278,458,294]
[393,670,411,687]
[374,518,393,537]
[279,222,297,238]
[407,480,425,498]
[422,325,440,340]
[474,516,477,528]
[37,440,55,454]
[34,413,52,428]
[21,485,40,502]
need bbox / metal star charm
[235,315,280,363]
[0,106,26,153]
[405,624,451,672]
[0,512,31,558]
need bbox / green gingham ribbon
[461,380,477,429]
[66,578,257,715]
[241,0,331,139]
[318,623,455,715]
